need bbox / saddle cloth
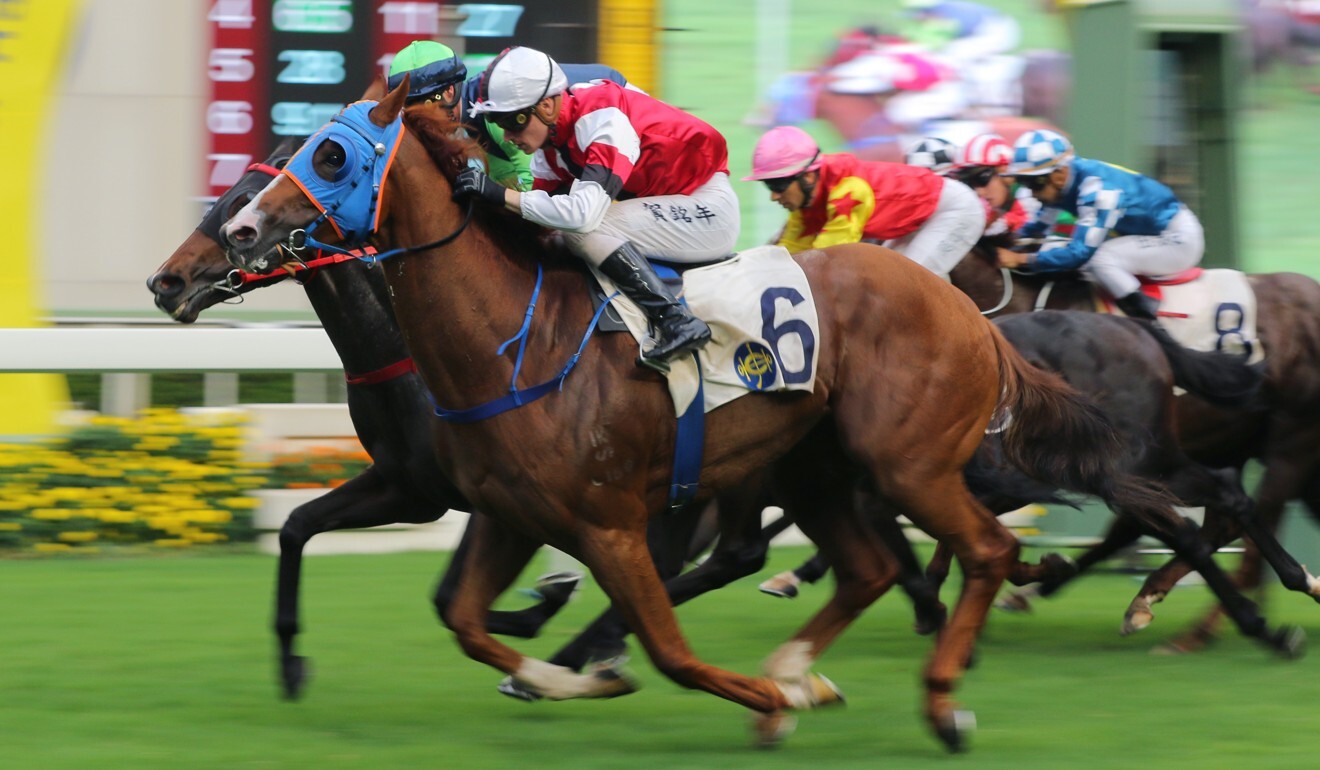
[1103,268,1263,364]
[591,245,821,416]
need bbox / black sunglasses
[956,167,998,188]
[1015,174,1052,192]
[764,175,801,194]
[490,108,535,134]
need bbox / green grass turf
[3,545,1318,769]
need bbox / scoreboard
[203,0,435,202]
[203,0,612,202]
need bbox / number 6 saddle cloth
[590,245,821,417]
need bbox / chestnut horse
[952,242,1320,648]
[217,80,1285,750]
[149,145,791,700]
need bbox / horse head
[223,77,411,273]
[147,139,305,322]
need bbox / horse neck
[301,263,411,375]
[374,156,548,403]
[950,250,1040,316]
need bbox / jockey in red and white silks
[521,78,738,265]
[455,46,735,366]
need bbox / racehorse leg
[539,488,771,677]
[433,516,582,639]
[862,493,946,636]
[750,442,897,746]
[1160,458,1320,653]
[442,516,640,699]
[573,511,838,715]
[996,514,1145,613]
[900,482,1017,752]
[759,551,827,599]
[1115,493,1303,658]
[274,467,439,699]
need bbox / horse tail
[1129,319,1266,409]
[988,324,1176,513]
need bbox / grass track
[3,546,1318,769]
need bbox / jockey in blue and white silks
[1001,129,1204,320]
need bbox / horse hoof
[775,672,846,710]
[994,591,1033,613]
[280,655,310,700]
[1272,625,1307,660]
[1122,609,1154,636]
[759,573,800,599]
[589,658,642,698]
[751,711,797,749]
[533,570,583,604]
[933,709,976,753]
[496,676,544,702]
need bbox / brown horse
[216,79,1283,750]
[951,242,1320,645]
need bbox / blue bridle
[281,101,405,249]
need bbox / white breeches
[560,172,741,266]
[883,177,986,277]
[1084,207,1205,298]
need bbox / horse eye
[313,139,348,181]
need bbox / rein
[287,197,474,265]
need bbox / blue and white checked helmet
[904,136,958,175]
[1008,129,1073,176]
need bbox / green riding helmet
[387,40,467,106]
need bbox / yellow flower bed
[0,410,264,554]
[0,409,374,555]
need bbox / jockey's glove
[453,167,507,208]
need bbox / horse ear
[369,74,408,127]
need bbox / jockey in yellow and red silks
[746,126,983,277]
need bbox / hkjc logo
[734,341,778,390]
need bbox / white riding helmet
[469,46,569,117]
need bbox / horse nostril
[147,272,184,298]
[227,225,257,247]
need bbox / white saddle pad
[1114,270,1263,364]
[592,245,821,416]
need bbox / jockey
[456,46,737,368]
[387,40,631,191]
[1000,129,1205,320]
[747,126,983,276]
[948,133,1033,236]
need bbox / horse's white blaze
[762,639,813,682]
[512,657,603,700]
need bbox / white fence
[1,324,346,415]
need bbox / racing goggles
[763,175,802,194]
[1014,173,1053,192]
[489,108,536,134]
[956,167,998,189]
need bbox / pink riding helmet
[744,126,824,181]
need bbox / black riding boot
[1115,290,1160,321]
[598,242,711,370]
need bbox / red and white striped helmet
[957,133,1013,169]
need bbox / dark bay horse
[217,80,1290,750]
[148,147,582,698]
[760,311,1316,639]
[952,241,1320,647]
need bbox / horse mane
[401,107,575,267]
